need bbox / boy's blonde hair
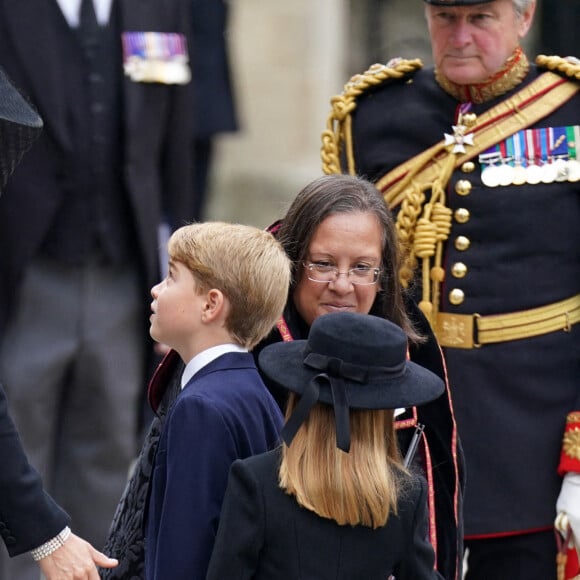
[167,222,291,350]
[279,393,404,529]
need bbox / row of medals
[479,155,580,187]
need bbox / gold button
[455,236,471,251]
[451,262,468,278]
[462,113,477,127]
[461,161,476,173]
[449,288,465,305]
[455,180,472,196]
[454,208,470,224]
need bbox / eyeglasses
[302,262,381,285]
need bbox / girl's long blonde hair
[278,393,405,529]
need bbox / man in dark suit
[0,64,117,579]
[190,0,238,221]
[0,1,194,577]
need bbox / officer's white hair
[512,0,534,17]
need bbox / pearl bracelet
[30,526,71,561]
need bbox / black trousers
[465,530,558,580]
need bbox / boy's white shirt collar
[181,344,248,390]
[56,0,113,27]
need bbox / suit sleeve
[395,476,444,580]
[148,395,241,580]
[206,459,263,580]
[0,384,69,556]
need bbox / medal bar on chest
[478,125,580,187]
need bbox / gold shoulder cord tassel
[395,110,477,326]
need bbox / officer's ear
[517,1,536,40]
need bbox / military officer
[321,0,580,578]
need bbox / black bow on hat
[0,67,43,195]
[258,312,445,452]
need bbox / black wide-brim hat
[259,312,445,451]
[423,0,495,5]
[0,67,43,195]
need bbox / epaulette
[558,412,580,476]
[536,54,580,82]
[321,58,423,175]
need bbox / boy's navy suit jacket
[144,352,283,580]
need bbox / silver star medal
[444,124,474,154]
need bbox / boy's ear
[201,288,226,322]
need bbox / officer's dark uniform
[322,37,580,580]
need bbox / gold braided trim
[557,549,580,580]
[436,293,580,349]
[560,410,580,476]
[436,46,529,104]
[563,429,580,462]
[536,54,580,81]
[320,59,422,176]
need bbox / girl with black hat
[206,311,445,579]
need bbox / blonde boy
[144,222,290,580]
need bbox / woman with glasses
[253,173,463,580]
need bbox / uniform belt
[436,293,580,349]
